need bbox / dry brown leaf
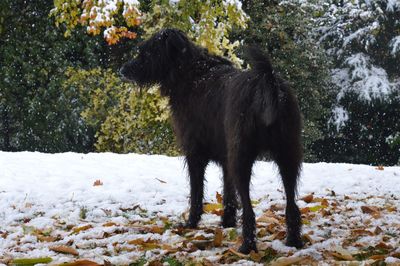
[375,242,393,250]
[374,226,383,234]
[93,180,103,186]
[375,166,384,170]
[146,226,164,234]
[257,214,280,224]
[71,224,93,234]
[62,260,101,266]
[302,233,314,244]
[49,245,79,256]
[155,178,166,184]
[37,235,58,242]
[386,206,397,212]
[302,194,314,203]
[102,222,118,227]
[249,250,262,262]
[272,231,286,240]
[216,191,223,204]
[270,256,305,266]
[226,248,248,258]
[213,228,223,247]
[369,255,386,260]
[361,205,380,214]
[331,247,354,261]
[351,229,374,236]
[191,239,213,250]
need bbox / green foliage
[312,90,400,165]
[0,0,108,152]
[51,0,248,64]
[314,0,400,165]
[235,0,335,161]
[142,0,248,65]
[63,68,178,155]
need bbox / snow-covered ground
[0,152,399,265]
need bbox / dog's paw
[238,242,257,255]
[286,236,304,249]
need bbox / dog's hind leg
[185,155,208,228]
[222,164,238,228]
[272,142,303,249]
[228,150,257,254]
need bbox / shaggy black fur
[120,28,303,253]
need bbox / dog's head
[120,28,194,86]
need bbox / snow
[389,36,400,56]
[1,152,400,264]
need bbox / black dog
[120,28,303,254]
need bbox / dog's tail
[245,46,280,126]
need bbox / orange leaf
[369,255,386,260]
[301,194,313,203]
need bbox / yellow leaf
[203,203,223,213]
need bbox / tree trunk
[2,107,11,151]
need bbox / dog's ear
[165,29,189,56]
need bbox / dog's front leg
[185,155,208,228]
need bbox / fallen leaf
[375,242,393,250]
[249,250,262,262]
[361,206,380,214]
[375,166,384,170]
[37,235,58,242]
[214,228,223,247]
[61,260,101,266]
[216,192,223,204]
[270,256,305,266]
[331,247,354,261]
[71,224,92,234]
[49,245,79,256]
[369,255,386,260]
[203,203,223,213]
[11,258,53,265]
[302,194,313,203]
[102,222,118,227]
[93,180,103,186]
[155,178,166,184]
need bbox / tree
[0,0,110,152]
[314,0,400,165]
[51,0,247,64]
